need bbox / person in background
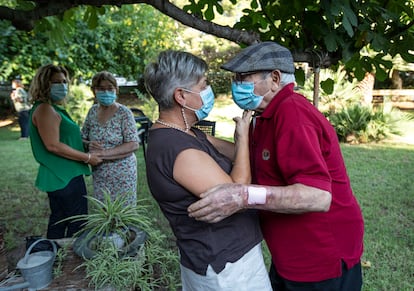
[188,41,364,291]
[144,50,272,291]
[82,71,139,206]
[10,79,31,140]
[29,64,102,239]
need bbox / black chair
[130,108,152,159]
[193,120,216,136]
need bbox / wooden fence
[372,89,414,109]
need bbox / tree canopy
[0,0,413,84]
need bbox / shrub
[65,83,94,125]
[328,104,407,143]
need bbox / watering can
[0,239,56,291]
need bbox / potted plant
[66,190,149,259]
[79,243,146,291]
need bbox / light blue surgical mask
[96,91,117,106]
[183,85,215,121]
[50,83,68,102]
[231,77,271,110]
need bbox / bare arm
[229,110,252,183]
[187,183,332,223]
[206,110,252,183]
[90,141,139,160]
[32,103,102,166]
[173,149,234,197]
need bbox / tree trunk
[356,72,375,105]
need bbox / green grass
[0,106,413,290]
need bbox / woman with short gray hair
[144,50,272,290]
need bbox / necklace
[156,119,189,133]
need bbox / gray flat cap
[221,41,295,74]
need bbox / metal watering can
[0,239,56,291]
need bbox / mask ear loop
[254,73,272,98]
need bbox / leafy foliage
[299,66,411,144]
[184,0,413,81]
[72,191,180,290]
[0,4,177,82]
[298,66,363,114]
[81,244,146,290]
[64,190,152,245]
[328,104,408,144]
[80,227,180,290]
[64,83,94,126]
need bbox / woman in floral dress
[82,71,139,205]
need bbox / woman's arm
[32,103,102,166]
[228,110,252,184]
[93,141,139,160]
[174,111,253,197]
[206,110,252,184]
[173,149,234,197]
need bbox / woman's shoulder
[89,103,99,111]
[117,103,133,113]
[34,102,53,112]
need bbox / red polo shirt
[251,84,364,282]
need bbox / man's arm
[187,183,331,223]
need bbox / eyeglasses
[233,72,254,83]
[232,72,271,84]
[95,87,116,92]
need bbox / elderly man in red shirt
[188,41,364,291]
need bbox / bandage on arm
[247,186,267,205]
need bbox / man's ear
[269,70,282,92]
[271,70,281,84]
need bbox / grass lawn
[0,102,413,290]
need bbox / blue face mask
[96,91,117,106]
[183,85,215,121]
[231,79,270,110]
[50,83,68,102]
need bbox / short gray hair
[144,50,208,110]
[280,73,295,86]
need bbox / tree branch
[148,0,260,45]
[0,0,260,45]
[0,0,338,65]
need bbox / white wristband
[247,187,267,205]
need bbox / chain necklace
[155,119,189,133]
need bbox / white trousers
[180,243,272,291]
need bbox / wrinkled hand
[88,153,103,166]
[188,183,246,223]
[233,110,253,143]
[88,141,103,153]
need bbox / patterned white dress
[82,103,139,205]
